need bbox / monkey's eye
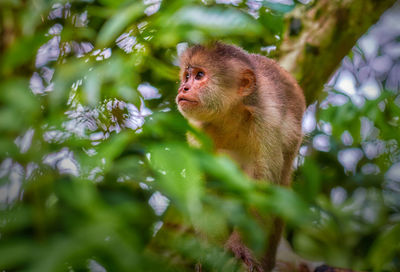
[195,71,204,80]
[184,73,189,81]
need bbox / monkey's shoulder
[248,54,290,81]
[248,53,306,121]
[248,53,277,66]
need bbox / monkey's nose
[183,87,189,92]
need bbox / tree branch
[278,0,397,105]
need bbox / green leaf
[294,159,321,201]
[0,79,40,132]
[258,8,284,37]
[96,2,145,47]
[174,6,262,33]
[94,131,134,173]
[156,5,263,46]
[201,154,254,193]
[150,143,203,218]
[262,0,295,13]
[0,32,49,75]
[50,59,92,111]
[370,224,400,270]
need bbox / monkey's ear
[238,69,256,96]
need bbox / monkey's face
[176,66,226,121]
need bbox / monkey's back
[248,53,306,185]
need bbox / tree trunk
[278,0,398,105]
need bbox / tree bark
[278,0,398,105]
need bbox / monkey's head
[176,42,256,122]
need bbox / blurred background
[0,0,399,271]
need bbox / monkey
[175,42,306,272]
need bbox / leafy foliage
[0,0,399,271]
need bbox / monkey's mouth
[178,97,198,105]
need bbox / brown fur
[176,42,306,271]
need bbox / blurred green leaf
[294,159,321,201]
[155,5,263,46]
[262,0,295,13]
[370,224,400,270]
[150,143,203,218]
[50,59,92,110]
[96,2,145,47]
[173,6,263,34]
[0,79,40,133]
[93,131,134,173]
[201,154,254,193]
[0,32,49,75]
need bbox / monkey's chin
[178,103,206,120]
[179,108,213,123]
[177,100,199,114]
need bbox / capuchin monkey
[176,42,306,272]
